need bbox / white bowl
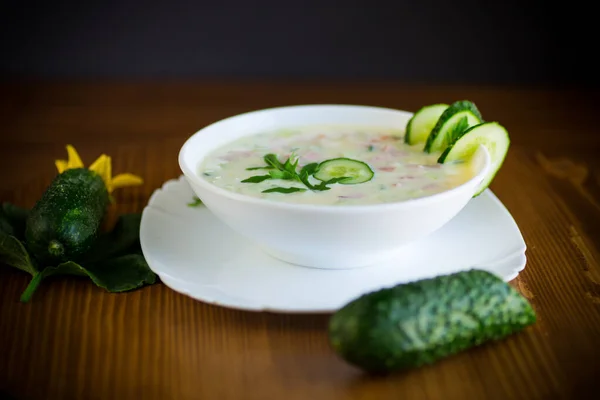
[178,104,491,269]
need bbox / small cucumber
[438,121,510,196]
[423,100,483,153]
[25,168,110,264]
[328,269,536,374]
[404,103,449,145]
[314,158,374,184]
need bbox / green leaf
[187,196,203,207]
[89,254,157,292]
[0,209,157,303]
[297,173,312,189]
[20,255,157,302]
[244,154,298,183]
[262,187,306,194]
[241,175,272,183]
[324,177,353,185]
[311,177,351,191]
[283,156,298,175]
[82,213,143,264]
[247,153,369,194]
[264,154,284,170]
[447,116,469,145]
[312,181,332,191]
[300,163,319,177]
[0,230,38,276]
[268,169,295,180]
[246,166,274,171]
[0,214,13,236]
[296,163,318,189]
[1,202,29,239]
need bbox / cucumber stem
[20,273,44,302]
[48,240,64,257]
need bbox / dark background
[0,0,594,86]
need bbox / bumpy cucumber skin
[25,168,109,264]
[423,100,483,153]
[328,269,536,374]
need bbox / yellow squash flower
[55,144,84,173]
[55,144,143,193]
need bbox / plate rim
[140,175,527,314]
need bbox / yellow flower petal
[88,154,111,186]
[88,155,103,172]
[55,160,68,174]
[110,173,144,191]
[85,151,145,194]
[54,145,145,195]
[65,144,84,169]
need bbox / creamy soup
[199,125,476,205]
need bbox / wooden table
[1,82,599,400]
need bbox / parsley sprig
[243,153,349,194]
[446,116,470,146]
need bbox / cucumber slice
[438,121,510,196]
[314,158,374,184]
[404,103,449,145]
[423,100,483,153]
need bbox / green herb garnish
[320,177,353,186]
[187,196,203,207]
[242,153,365,194]
[246,166,274,171]
[268,169,296,180]
[241,175,272,183]
[446,116,469,145]
[299,162,319,176]
[263,187,307,194]
[298,163,324,190]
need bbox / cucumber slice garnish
[423,100,483,153]
[438,121,510,196]
[404,103,449,145]
[314,158,374,184]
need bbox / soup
[199,125,476,205]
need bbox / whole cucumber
[328,269,536,373]
[25,168,109,264]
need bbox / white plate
[140,176,527,313]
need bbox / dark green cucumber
[328,269,536,374]
[423,100,483,153]
[25,168,109,264]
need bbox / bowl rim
[178,104,491,213]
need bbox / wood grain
[1,82,599,400]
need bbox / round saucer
[140,176,527,313]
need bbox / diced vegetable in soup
[199,125,476,205]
